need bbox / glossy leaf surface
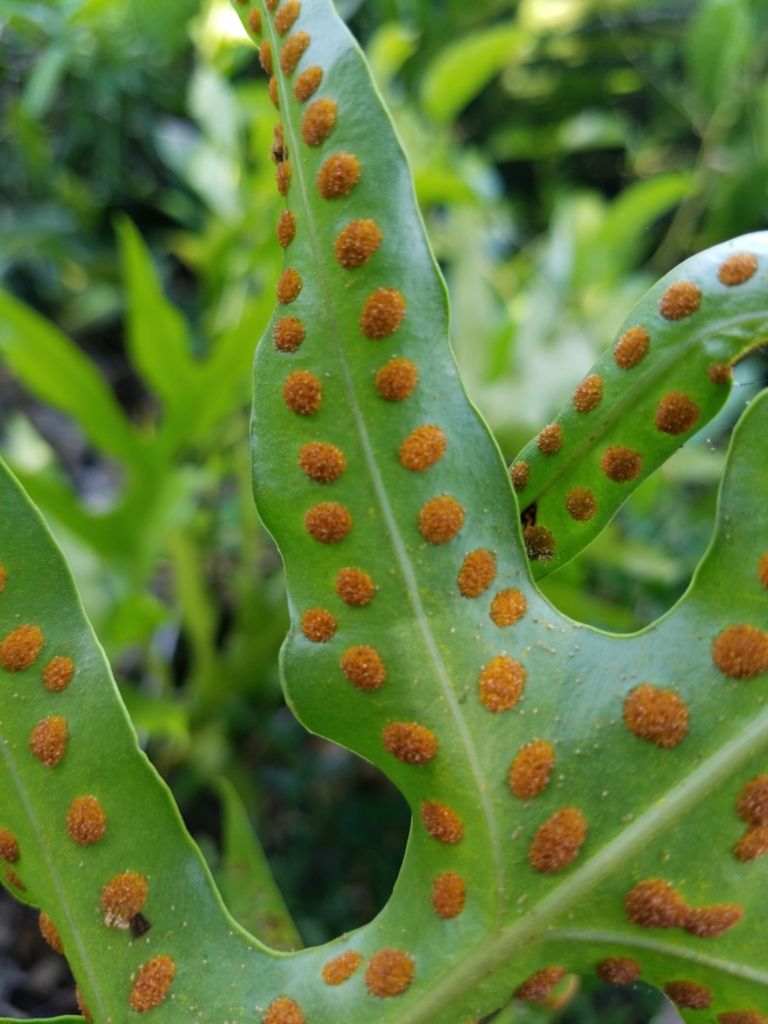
[513,236,768,579]
[2,0,768,1021]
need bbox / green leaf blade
[0,291,141,466]
[513,235,768,579]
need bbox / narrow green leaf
[0,291,141,465]
[214,777,303,952]
[512,236,768,579]
[684,0,749,114]
[116,215,200,407]
[420,24,532,125]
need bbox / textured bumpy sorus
[1,1,768,1022]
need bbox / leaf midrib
[392,687,768,1022]
[549,929,768,987]
[527,309,768,507]
[269,20,506,910]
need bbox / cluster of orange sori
[250,0,551,920]
[514,965,567,1002]
[734,773,768,863]
[510,251,758,563]
[0,562,175,1016]
[262,946,415,1018]
[625,877,743,938]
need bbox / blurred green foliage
[1,0,768,1017]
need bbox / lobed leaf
[512,236,768,578]
[3,1,768,1022]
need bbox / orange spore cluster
[665,980,712,1010]
[39,911,63,953]
[340,645,386,690]
[274,317,305,353]
[375,358,418,401]
[399,425,446,472]
[524,525,556,562]
[276,161,292,196]
[277,210,296,248]
[66,795,106,846]
[301,98,336,146]
[738,775,768,825]
[654,391,700,435]
[269,76,279,110]
[316,152,361,199]
[382,722,438,765]
[0,624,44,671]
[76,986,93,1023]
[301,608,337,643]
[458,549,496,598]
[283,370,322,415]
[274,0,301,35]
[718,251,757,286]
[431,871,466,918]
[101,871,148,929]
[573,374,603,412]
[29,716,68,767]
[304,503,353,544]
[595,957,641,984]
[708,362,732,385]
[659,280,701,320]
[299,442,346,483]
[321,950,363,985]
[421,801,463,844]
[43,656,74,692]
[334,219,382,269]
[510,460,529,492]
[712,624,768,678]
[248,8,262,34]
[360,288,406,339]
[129,954,176,1013]
[537,423,562,455]
[515,966,567,1002]
[365,948,415,998]
[529,807,587,874]
[259,39,273,75]
[418,495,464,544]
[276,267,302,303]
[509,740,555,800]
[478,656,525,711]
[614,326,649,369]
[0,563,6,591]
[565,487,598,522]
[0,828,20,863]
[294,66,322,102]
[265,0,279,11]
[623,683,688,749]
[601,445,642,483]
[280,31,310,75]
[719,1013,768,1024]
[490,588,527,627]
[624,879,688,929]
[264,997,305,1024]
[685,903,742,938]
[335,567,375,606]
[735,825,768,862]
[757,553,768,590]
[4,865,25,890]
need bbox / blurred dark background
[1,0,768,1018]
